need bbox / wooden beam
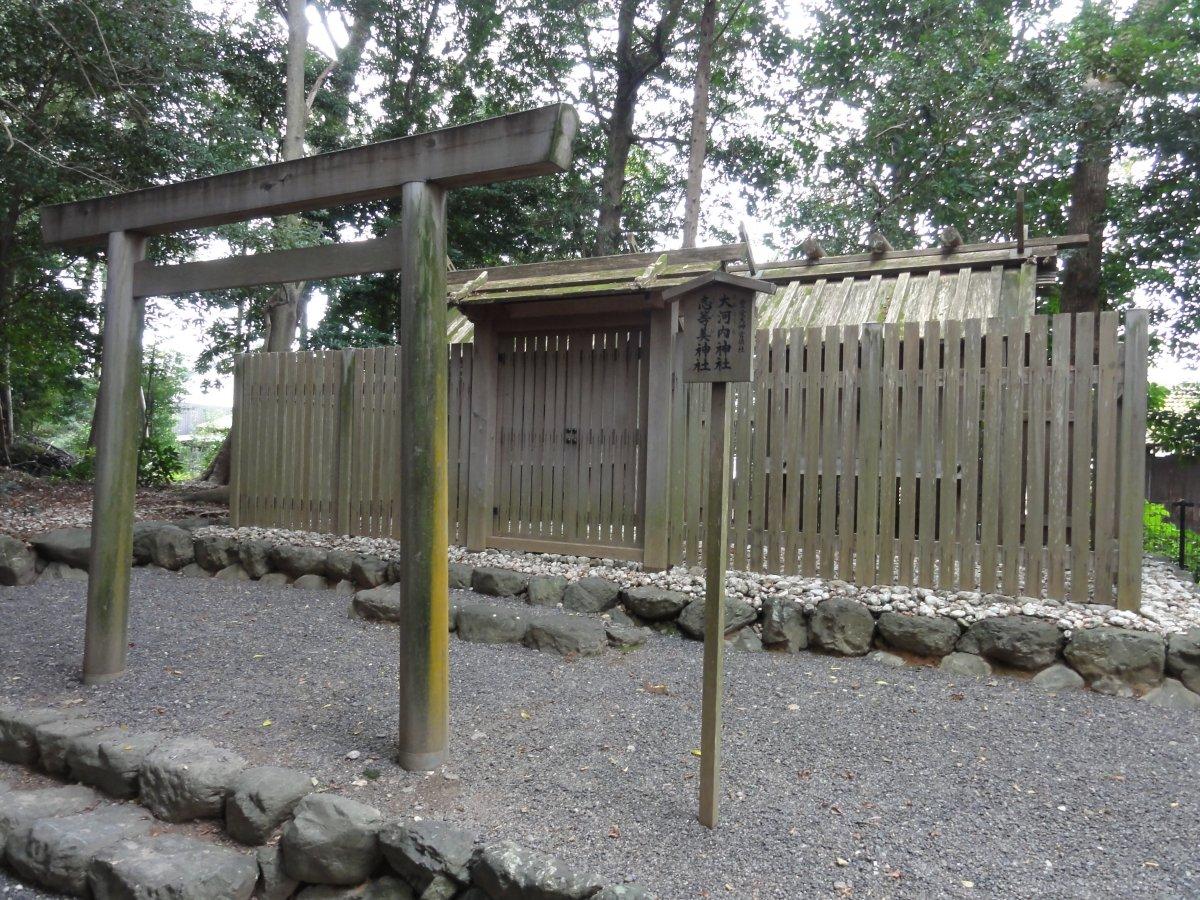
[83,231,146,684]
[396,181,450,771]
[133,233,403,297]
[42,104,578,249]
[446,243,746,286]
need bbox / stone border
[0,704,649,899]
[3,524,1198,710]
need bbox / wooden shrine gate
[488,327,649,560]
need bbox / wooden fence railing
[230,311,1148,607]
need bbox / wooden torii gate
[39,105,579,771]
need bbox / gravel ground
[1,570,1198,899]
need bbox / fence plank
[978,318,1003,592]
[1000,316,1025,596]
[1117,310,1148,609]
[855,324,882,584]
[1093,312,1119,605]
[938,320,962,588]
[1024,317,1048,595]
[955,319,982,589]
[800,327,822,576]
[917,320,940,587]
[897,322,920,585]
[837,325,860,580]
[877,325,900,584]
[1070,313,1095,603]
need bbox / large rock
[470,841,603,900]
[561,578,620,613]
[379,819,475,890]
[604,623,649,649]
[132,522,194,570]
[352,555,390,588]
[280,794,384,886]
[963,617,1064,670]
[676,594,757,640]
[137,737,247,822]
[809,597,875,656]
[257,845,300,900]
[215,563,252,582]
[620,587,689,622]
[65,729,164,800]
[0,785,103,843]
[1166,628,1200,693]
[30,528,92,569]
[270,544,329,579]
[88,834,258,900]
[225,766,314,845]
[1064,626,1165,693]
[760,598,807,652]
[938,652,992,678]
[524,617,608,657]
[33,716,107,776]
[0,706,84,765]
[41,561,88,581]
[877,612,961,657]
[471,567,528,598]
[527,576,569,607]
[456,603,530,644]
[324,552,357,584]
[294,573,330,591]
[8,804,153,896]
[239,539,274,579]
[0,534,38,586]
[448,563,474,590]
[1142,678,1200,711]
[194,533,240,572]
[296,877,415,899]
[352,586,403,622]
[1031,664,1085,693]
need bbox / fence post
[334,350,356,535]
[643,305,676,570]
[1116,309,1148,610]
[466,320,496,551]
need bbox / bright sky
[158,0,1198,408]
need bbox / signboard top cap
[660,269,777,301]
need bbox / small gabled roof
[447,243,748,308]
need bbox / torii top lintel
[40,104,579,250]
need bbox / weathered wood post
[664,270,774,827]
[83,231,147,683]
[397,182,450,770]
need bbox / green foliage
[1147,383,1200,459]
[137,435,184,486]
[1144,501,1200,579]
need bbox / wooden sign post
[663,270,775,828]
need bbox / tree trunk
[595,70,639,257]
[681,0,716,249]
[594,0,688,257]
[1060,76,1126,315]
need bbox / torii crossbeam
[40,104,579,771]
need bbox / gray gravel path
[1,570,1198,899]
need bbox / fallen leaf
[261,719,272,727]
[691,749,702,757]
[643,682,669,696]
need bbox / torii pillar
[40,105,579,770]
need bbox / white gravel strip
[199,526,1200,637]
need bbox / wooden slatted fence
[232,347,472,543]
[667,311,1149,609]
[231,311,1148,607]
